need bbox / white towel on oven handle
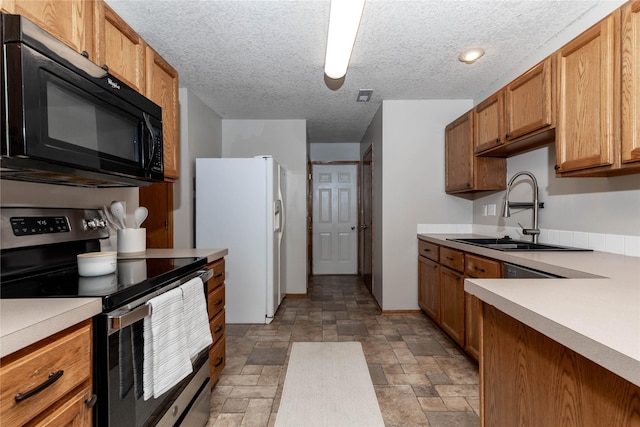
[180,277,213,359]
[143,287,193,400]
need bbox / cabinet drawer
[209,309,225,344]
[207,259,225,292]
[0,321,91,427]
[208,284,225,319]
[465,254,502,278]
[209,336,226,387]
[440,247,464,272]
[418,240,439,262]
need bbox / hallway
[208,275,480,426]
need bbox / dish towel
[143,287,193,401]
[180,277,213,359]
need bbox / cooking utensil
[103,205,120,230]
[110,201,127,229]
[134,206,148,228]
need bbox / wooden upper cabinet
[2,0,95,59]
[474,91,504,153]
[445,111,506,194]
[445,112,474,192]
[621,0,640,166]
[146,46,180,181]
[556,12,618,174]
[505,57,554,141]
[94,3,146,93]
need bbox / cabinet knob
[85,394,98,408]
[505,133,510,139]
[81,50,89,59]
[495,138,500,143]
[101,64,109,72]
[554,164,561,171]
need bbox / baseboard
[285,293,307,298]
[380,309,423,315]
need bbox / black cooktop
[0,257,207,310]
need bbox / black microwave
[1,13,164,187]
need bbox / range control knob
[84,218,107,230]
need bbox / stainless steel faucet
[502,171,541,243]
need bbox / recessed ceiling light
[459,48,485,64]
[357,89,373,102]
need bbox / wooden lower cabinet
[418,255,440,322]
[207,258,226,388]
[439,266,465,347]
[483,304,640,426]
[417,240,502,362]
[0,320,94,426]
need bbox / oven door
[94,270,212,427]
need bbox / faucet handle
[518,222,541,236]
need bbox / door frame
[361,146,373,292]
[307,161,361,276]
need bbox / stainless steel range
[1,207,212,426]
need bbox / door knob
[351,226,356,230]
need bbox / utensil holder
[117,228,146,255]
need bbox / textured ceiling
[105,0,607,143]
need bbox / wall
[309,142,361,161]
[174,88,222,248]
[472,145,640,255]
[221,120,307,294]
[379,100,474,310]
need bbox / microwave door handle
[142,112,156,175]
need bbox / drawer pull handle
[214,357,224,368]
[446,256,454,261]
[85,394,98,408]
[422,248,430,252]
[15,370,64,402]
[213,298,224,306]
[213,272,224,279]
[474,266,486,272]
[214,324,224,333]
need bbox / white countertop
[0,298,102,358]
[1,248,227,358]
[118,248,228,263]
[418,234,640,387]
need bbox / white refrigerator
[195,156,285,324]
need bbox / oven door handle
[110,304,150,331]
[108,269,213,331]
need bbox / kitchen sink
[447,237,592,252]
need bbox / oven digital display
[10,216,70,236]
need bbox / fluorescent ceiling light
[459,48,485,64]
[324,0,365,80]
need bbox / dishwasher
[503,262,564,278]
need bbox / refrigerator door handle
[274,200,283,232]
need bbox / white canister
[117,228,146,255]
[77,251,117,277]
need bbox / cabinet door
[96,3,146,93]
[445,112,474,192]
[505,57,554,141]
[30,383,93,426]
[464,293,481,361]
[556,12,618,173]
[440,266,465,347]
[622,1,640,165]
[146,46,180,181]
[418,256,440,323]
[474,91,504,153]
[2,0,95,60]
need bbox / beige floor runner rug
[275,342,385,427]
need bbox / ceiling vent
[356,89,373,102]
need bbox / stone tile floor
[207,275,480,427]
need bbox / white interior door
[312,164,358,275]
